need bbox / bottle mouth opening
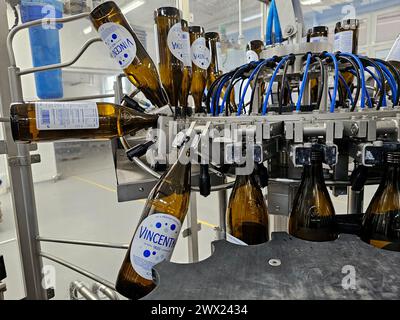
[10,105,20,142]
[90,1,119,20]
[189,26,204,34]
[155,6,181,17]
[205,32,220,40]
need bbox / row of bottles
[91,1,225,115]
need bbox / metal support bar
[7,12,90,67]
[187,193,200,263]
[50,93,115,102]
[40,252,116,291]
[217,185,228,240]
[70,281,99,300]
[92,282,119,300]
[37,236,129,250]
[0,2,46,299]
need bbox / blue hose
[375,61,398,104]
[211,74,231,115]
[272,0,283,43]
[296,53,312,112]
[265,0,283,45]
[338,73,355,106]
[262,56,290,115]
[237,59,273,116]
[338,53,368,109]
[324,52,339,113]
[364,68,387,107]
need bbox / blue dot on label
[124,53,128,58]
[171,224,176,231]
[156,222,162,229]
[119,61,122,65]
[153,251,157,255]
[112,33,117,40]
[143,250,151,258]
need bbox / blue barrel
[20,0,64,99]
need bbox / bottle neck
[303,161,325,184]
[383,164,400,189]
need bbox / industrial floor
[0,141,376,300]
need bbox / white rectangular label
[35,102,100,131]
[334,30,353,53]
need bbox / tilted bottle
[154,7,184,108]
[115,147,192,300]
[205,32,223,88]
[10,101,158,143]
[361,152,400,251]
[178,19,192,116]
[90,1,168,108]
[289,150,338,242]
[226,173,269,245]
[189,26,210,113]
[205,32,236,112]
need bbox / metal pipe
[0,118,10,123]
[217,184,227,240]
[238,0,244,46]
[92,282,120,300]
[37,236,129,250]
[269,177,381,186]
[18,38,102,76]
[7,12,90,67]
[40,252,116,291]
[50,93,115,102]
[70,281,99,300]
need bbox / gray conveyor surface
[144,233,400,300]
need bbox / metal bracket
[8,154,41,167]
[182,223,202,238]
[0,141,7,155]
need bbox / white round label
[98,22,137,69]
[130,213,182,280]
[191,37,211,70]
[167,22,186,63]
[246,50,259,63]
[310,36,328,43]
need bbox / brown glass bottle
[179,19,192,116]
[190,26,209,113]
[10,102,158,143]
[206,32,236,112]
[116,148,191,300]
[205,32,223,88]
[227,173,269,245]
[154,7,184,108]
[90,1,168,108]
[361,152,400,251]
[289,150,337,242]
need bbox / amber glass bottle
[90,1,168,108]
[179,19,193,116]
[116,148,191,300]
[361,152,400,251]
[289,150,337,242]
[154,7,184,108]
[189,26,209,113]
[10,102,158,143]
[226,173,269,245]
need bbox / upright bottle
[289,150,337,242]
[90,1,168,108]
[10,101,158,143]
[190,26,210,113]
[179,19,193,116]
[116,147,192,300]
[246,40,264,63]
[361,152,400,251]
[227,173,269,245]
[205,32,223,88]
[154,7,184,108]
